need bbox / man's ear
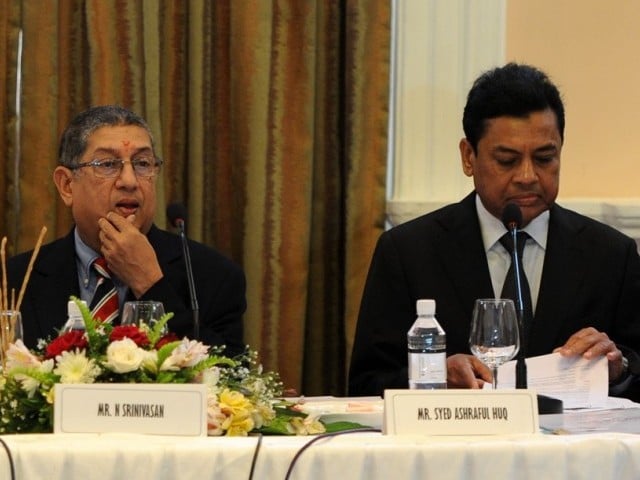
[459,138,475,177]
[53,166,74,207]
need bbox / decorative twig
[1,237,7,313]
[0,227,47,367]
[15,226,47,312]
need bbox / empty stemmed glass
[468,299,520,389]
[121,301,167,334]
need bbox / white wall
[388,0,640,243]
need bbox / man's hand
[554,327,625,382]
[447,353,493,388]
[97,212,163,297]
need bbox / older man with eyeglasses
[8,105,246,356]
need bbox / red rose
[110,325,150,347]
[46,331,88,358]
[155,332,179,349]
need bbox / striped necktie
[90,257,119,323]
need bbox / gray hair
[58,105,155,167]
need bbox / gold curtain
[0,0,389,395]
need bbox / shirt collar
[74,228,101,277]
[475,194,549,252]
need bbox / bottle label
[408,352,446,383]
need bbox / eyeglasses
[70,157,163,178]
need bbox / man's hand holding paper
[491,352,608,409]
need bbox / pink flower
[160,339,209,370]
[6,340,43,370]
[206,395,227,436]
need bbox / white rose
[104,338,145,373]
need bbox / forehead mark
[122,140,131,146]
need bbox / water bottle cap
[416,299,436,316]
[67,300,86,318]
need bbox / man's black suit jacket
[349,193,640,398]
[7,225,246,356]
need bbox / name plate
[383,389,539,435]
[54,383,208,436]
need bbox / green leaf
[156,340,181,366]
[272,404,308,418]
[71,296,112,354]
[147,312,174,346]
[322,421,372,433]
[254,415,295,435]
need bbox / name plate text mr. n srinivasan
[54,383,208,436]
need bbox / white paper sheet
[486,352,608,409]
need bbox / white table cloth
[1,430,640,479]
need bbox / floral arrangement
[0,297,325,436]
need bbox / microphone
[167,203,187,230]
[501,203,527,390]
[166,203,200,340]
[501,203,563,414]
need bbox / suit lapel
[27,230,80,338]
[437,193,495,309]
[146,225,182,267]
[529,205,586,354]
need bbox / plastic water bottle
[61,300,87,333]
[407,299,447,389]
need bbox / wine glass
[468,299,520,389]
[0,310,23,344]
[121,301,167,333]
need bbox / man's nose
[515,158,537,183]
[115,160,139,186]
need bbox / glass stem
[492,366,498,390]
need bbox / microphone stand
[510,227,562,414]
[509,227,528,389]
[177,220,200,340]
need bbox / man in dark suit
[8,105,245,356]
[349,63,640,399]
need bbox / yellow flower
[219,389,256,435]
[287,416,326,435]
[219,389,253,417]
[224,416,255,436]
[46,388,55,405]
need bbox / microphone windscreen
[501,203,522,230]
[166,203,187,228]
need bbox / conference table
[1,426,639,479]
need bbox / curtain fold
[0,0,18,249]
[0,0,390,396]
